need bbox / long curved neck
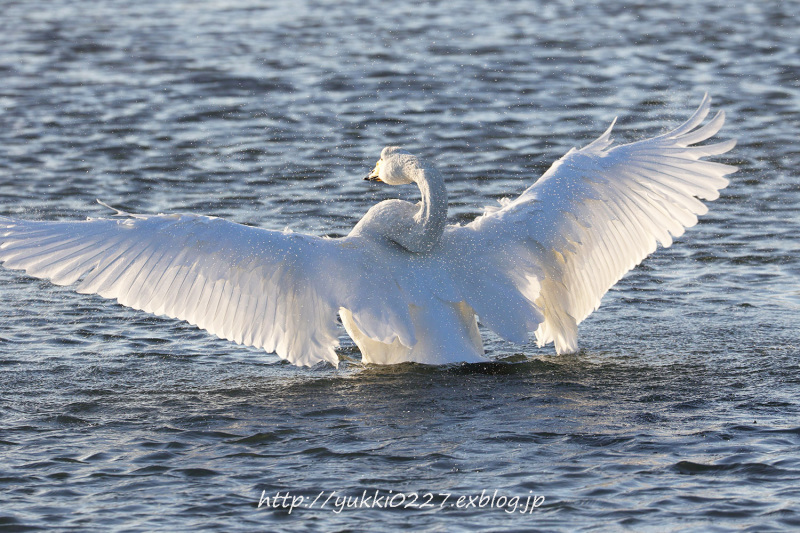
[405,164,448,253]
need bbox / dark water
[1,0,799,531]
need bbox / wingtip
[96,200,131,217]
[652,93,716,142]
[584,117,617,151]
[695,93,712,119]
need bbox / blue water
[1,0,799,531]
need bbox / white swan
[0,95,736,367]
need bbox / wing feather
[0,211,412,367]
[459,94,736,353]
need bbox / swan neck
[413,165,448,251]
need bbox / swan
[0,95,736,367]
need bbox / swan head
[365,146,419,185]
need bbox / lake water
[1,0,799,531]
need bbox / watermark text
[258,489,545,514]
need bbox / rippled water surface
[1,0,799,531]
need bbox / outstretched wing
[0,210,413,367]
[459,94,737,353]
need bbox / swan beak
[365,160,382,182]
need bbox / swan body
[0,96,736,367]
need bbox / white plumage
[0,95,736,367]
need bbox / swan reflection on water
[0,95,736,367]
